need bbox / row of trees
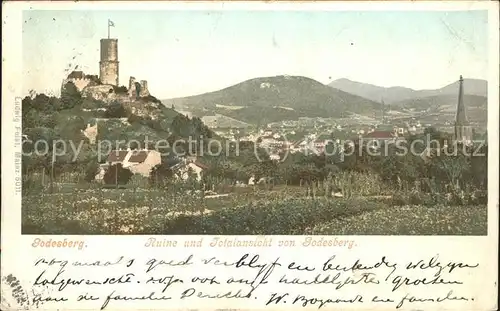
[24,133,488,196]
[137,133,488,195]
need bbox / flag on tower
[107,19,115,39]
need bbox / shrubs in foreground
[385,190,487,207]
[146,198,381,235]
[21,188,488,235]
[22,197,381,235]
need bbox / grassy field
[308,205,487,235]
[22,185,488,235]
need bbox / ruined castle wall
[139,80,150,97]
[128,77,136,97]
[82,85,115,101]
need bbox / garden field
[22,185,487,235]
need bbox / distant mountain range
[394,94,487,111]
[163,75,383,124]
[327,78,488,125]
[328,78,487,104]
[162,75,488,125]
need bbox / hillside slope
[163,75,384,124]
[394,94,487,124]
[21,91,207,155]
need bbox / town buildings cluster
[97,76,473,182]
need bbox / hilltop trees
[22,94,61,128]
[61,81,83,109]
[104,101,128,118]
[171,114,211,139]
[169,114,213,155]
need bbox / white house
[106,149,162,177]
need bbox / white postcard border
[1,2,499,311]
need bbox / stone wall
[128,76,137,97]
[62,71,100,93]
[82,85,115,101]
[139,80,150,97]
[127,76,150,98]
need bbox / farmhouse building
[106,149,161,177]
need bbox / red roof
[107,150,128,162]
[128,150,149,163]
[363,131,394,139]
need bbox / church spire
[455,75,468,125]
[454,75,472,144]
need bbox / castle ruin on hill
[61,24,150,102]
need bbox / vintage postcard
[1,1,498,310]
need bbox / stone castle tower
[99,38,119,86]
[454,75,473,144]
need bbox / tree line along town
[144,237,356,248]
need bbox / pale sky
[22,9,488,99]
